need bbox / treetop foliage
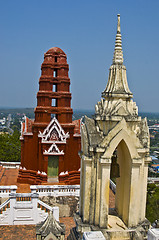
[0,130,21,162]
[146,183,159,223]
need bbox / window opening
[53,85,56,92]
[51,113,56,119]
[55,56,57,62]
[52,99,56,107]
[53,69,57,77]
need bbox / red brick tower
[35,47,73,127]
[18,47,81,184]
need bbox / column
[139,156,151,222]
[128,159,141,227]
[82,155,92,223]
[99,158,111,228]
[79,153,84,216]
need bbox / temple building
[69,14,151,239]
[18,47,81,185]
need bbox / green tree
[146,183,159,223]
[0,130,21,162]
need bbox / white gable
[44,143,64,155]
[39,117,69,143]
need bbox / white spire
[113,14,123,64]
[102,14,133,99]
[95,14,138,118]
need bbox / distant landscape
[0,107,159,223]
[0,108,159,158]
[0,108,159,159]
[0,107,159,120]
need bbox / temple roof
[36,211,65,237]
[46,47,66,55]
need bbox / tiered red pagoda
[18,47,81,185]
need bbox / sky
[0,0,159,113]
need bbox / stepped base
[68,213,150,240]
[17,169,47,185]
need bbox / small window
[52,99,56,107]
[53,69,57,77]
[53,85,56,92]
[51,113,56,119]
[55,56,57,62]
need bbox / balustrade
[30,185,80,197]
[0,161,20,169]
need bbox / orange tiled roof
[0,167,19,185]
[60,217,75,239]
[0,225,36,240]
[0,218,75,240]
[0,166,30,192]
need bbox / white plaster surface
[83,231,105,240]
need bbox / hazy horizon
[0,106,159,115]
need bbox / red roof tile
[0,225,36,240]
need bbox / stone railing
[0,198,10,214]
[110,179,116,194]
[0,190,59,225]
[0,185,80,198]
[37,199,59,221]
[0,185,17,198]
[31,185,80,197]
[0,161,20,169]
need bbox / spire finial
[113,14,123,64]
[117,14,120,33]
[102,14,133,100]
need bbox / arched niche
[100,129,144,227]
[115,139,132,226]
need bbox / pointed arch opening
[109,139,132,226]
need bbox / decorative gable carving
[96,97,138,118]
[39,117,69,143]
[44,143,64,155]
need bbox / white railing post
[8,185,17,225]
[10,185,17,194]
[30,185,37,194]
[31,192,39,223]
[9,194,16,225]
[30,185,38,222]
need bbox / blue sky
[0,0,159,112]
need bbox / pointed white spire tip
[117,14,121,33]
[112,14,123,64]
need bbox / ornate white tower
[77,14,151,238]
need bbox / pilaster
[127,160,142,227]
[99,158,111,228]
[82,156,92,223]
